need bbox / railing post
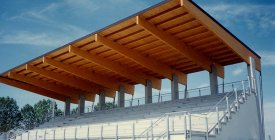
[87,126,90,140]
[158,91,161,103]
[242,80,246,100]
[184,114,187,139]
[138,99,140,106]
[234,88,239,110]
[27,131,29,140]
[166,115,170,140]
[101,125,103,140]
[44,130,46,140]
[132,123,135,140]
[226,96,231,119]
[199,89,201,97]
[116,123,118,140]
[188,113,192,138]
[216,106,220,133]
[63,128,66,140]
[35,130,38,140]
[20,134,22,140]
[75,127,77,140]
[53,129,55,140]
[205,117,209,140]
[151,120,154,140]
[172,118,174,132]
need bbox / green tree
[33,99,52,125]
[0,97,22,134]
[21,104,36,130]
[94,102,117,111]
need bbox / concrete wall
[209,94,261,140]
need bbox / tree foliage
[21,104,36,130]
[0,97,22,134]
[94,102,117,111]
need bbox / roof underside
[0,0,261,103]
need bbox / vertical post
[116,124,118,140]
[222,79,225,94]
[63,128,66,140]
[216,106,220,133]
[234,88,239,110]
[44,130,46,140]
[151,120,154,140]
[242,80,246,100]
[53,129,55,140]
[199,89,201,97]
[27,131,29,140]
[99,92,106,110]
[131,95,134,107]
[171,74,179,100]
[166,115,170,140]
[158,91,161,103]
[87,126,90,140]
[52,100,55,118]
[209,64,218,95]
[184,85,188,99]
[118,85,125,108]
[78,94,85,115]
[184,114,187,139]
[205,117,209,140]
[75,127,77,140]
[145,80,152,104]
[188,113,192,138]
[226,96,230,119]
[20,134,23,140]
[35,130,38,140]
[171,118,174,132]
[100,125,103,140]
[132,123,135,140]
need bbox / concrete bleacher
[13,90,240,140]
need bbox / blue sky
[0,0,274,138]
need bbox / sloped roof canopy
[0,0,261,103]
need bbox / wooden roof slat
[43,57,134,94]
[137,15,224,77]
[95,34,187,84]
[69,46,161,89]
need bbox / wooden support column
[118,86,125,108]
[171,74,179,100]
[99,92,106,110]
[78,94,85,115]
[209,64,218,95]
[145,80,152,104]
[64,98,71,116]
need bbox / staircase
[141,82,254,140]
[10,80,257,140]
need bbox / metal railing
[10,80,251,140]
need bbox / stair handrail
[207,84,248,135]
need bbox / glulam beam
[136,16,224,78]
[0,76,78,103]
[69,46,161,90]
[7,72,82,101]
[180,0,261,71]
[95,34,187,84]
[42,57,134,95]
[26,64,100,94]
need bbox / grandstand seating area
[11,80,250,140]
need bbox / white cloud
[232,67,244,76]
[0,31,70,47]
[202,3,275,31]
[197,83,209,88]
[259,51,275,66]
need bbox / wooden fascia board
[0,76,80,103]
[69,46,161,90]
[7,72,81,101]
[95,34,187,84]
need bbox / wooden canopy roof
[0,0,261,103]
